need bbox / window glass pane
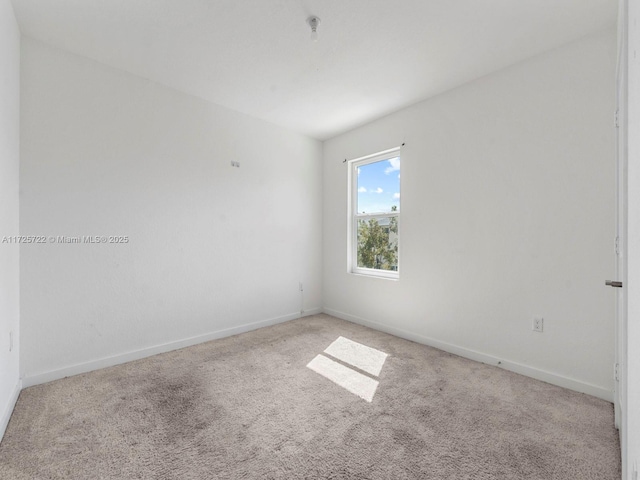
[356,216,398,271]
[356,157,400,214]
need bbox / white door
[613,5,626,431]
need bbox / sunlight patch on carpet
[323,336,388,376]
[306,354,379,402]
[306,337,388,402]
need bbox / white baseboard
[323,308,613,402]
[22,308,322,389]
[0,380,22,442]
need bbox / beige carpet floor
[0,314,620,479]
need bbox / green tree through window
[357,206,398,270]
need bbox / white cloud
[375,187,383,194]
[358,186,367,193]
[385,157,400,175]
[393,192,400,199]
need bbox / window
[348,147,400,279]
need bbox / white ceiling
[11,0,617,140]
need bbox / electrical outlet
[533,317,544,333]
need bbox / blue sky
[356,157,400,214]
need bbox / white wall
[323,29,617,400]
[19,38,323,383]
[0,0,21,439]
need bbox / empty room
[1,0,639,479]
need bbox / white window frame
[347,147,401,280]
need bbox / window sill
[349,269,399,281]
